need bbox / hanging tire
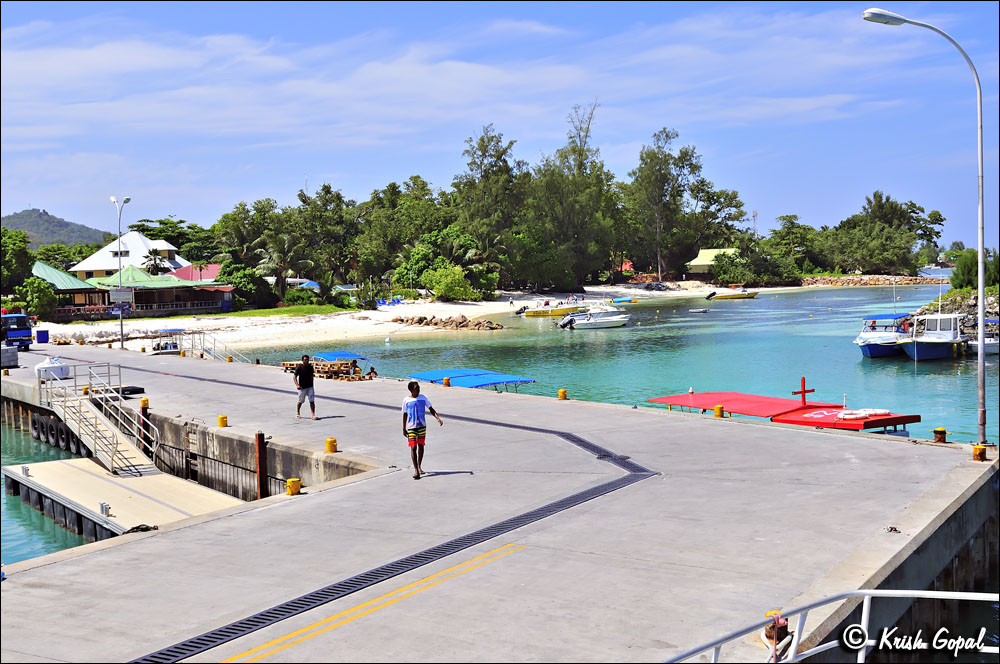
[57,422,71,450]
[47,419,63,449]
[39,417,53,445]
[68,435,79,455]
[30,412,41,440]
[76,435,91,457]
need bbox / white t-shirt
[402,394,433,429]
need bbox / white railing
[667,589,999,663]
[159,330,252,363]
[87,365,161,462]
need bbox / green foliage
[3,227,34,291]
[14,277,58,319]
[217,260,275,308]
[2,209,106,248]
[916,241,940,266]
[420,265,478,301]
[33,242,101,272]
[282,287,316,306]
[950,249,999,289]
[708,234,800,287]
[391,288,421,301]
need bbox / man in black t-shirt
[293,354,316,419]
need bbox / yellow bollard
[972,445,987,462]
[2,369,8,376]
[227,355,233,363]
[930,428,950,443]
[107,343,112,349]
[286,478,302,495]
[140,397,149,409]
[557,388,568,400]
[141,347,146,353]
[326,437,338,453]
[218,415,228,428]
[667,404,672,411]
[714,405,725,418]
[443,377,451,387]
[82,385,89,395]
[77,339,84,345]
[180,350,186,357]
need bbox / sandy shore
[38,280,809,351]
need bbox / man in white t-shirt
[402,381,443,480]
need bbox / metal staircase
[154,329,252,363]
[39,363,160,477]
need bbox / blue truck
[1,313,34,350]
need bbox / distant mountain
[1,208,109,248]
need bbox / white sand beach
[38,280,809,351]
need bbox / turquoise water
[1,423,86,565]
[256,285,998,443]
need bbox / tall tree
[1,227,33,291]
[255,231,315,300]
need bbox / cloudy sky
[2,1,997,247]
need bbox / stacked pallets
[280,359,373,381]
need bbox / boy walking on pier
[402,381,442,479]
[294,355,316,419]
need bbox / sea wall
[802,275,948,287]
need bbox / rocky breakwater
[391,314,504,331]
[916,289,999,335]
[802,275,948,287]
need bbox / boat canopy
[862,314,909,321]
[408,368,535,389]
[314,351,369,362]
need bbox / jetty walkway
[1,346,996,662]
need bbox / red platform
[648,389,920,431]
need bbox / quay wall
[801,275,949,287]
[800,461,998,662]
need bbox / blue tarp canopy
[408,368,535,388]
[314,351,368,362]
[983,319,999,324]
[861,314,909,321]
[301,280,320,289]
[159,328,185,333]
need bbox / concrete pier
[1,346,996,662]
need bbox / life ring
[57,422,71,450]
[29,412,41,440]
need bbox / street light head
[863,8,907,25]
[122,196,131,205]
[110,195,117,204]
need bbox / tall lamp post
[863,8,987,445]
[110,195,131,349]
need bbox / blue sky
[2,1,997,248]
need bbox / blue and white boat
[899,313,969,361]
[853,314,909,358]
[970,318,999,355]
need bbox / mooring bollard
[714,404,725,418]
[82,385,89,395]
[558,388,568,400]
[218,415,228,428]
[255,431,269,500]
[286,478,301,495]
[931,427,950,443]
[972,445,987,462]
[443,377,451,387]
[140,347,146,353]
[180,350,186,357]
[107,343,112,349]
[326,437,338,453]
[227,355,233,363]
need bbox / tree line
[5,103,978,309]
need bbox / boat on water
[970,318,999,355]
[853,314,909,358]
[610,296,638,305]
[899,313,969,361]
[706,284,757,300]
[558,304,630,329]
[520,298,584,317]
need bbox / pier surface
[1,346,995,662]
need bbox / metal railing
[87,365,161,463]
[667,589,999,663]
[156,330,252,363]
[38,362,156,476]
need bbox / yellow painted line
[223,543,525,663]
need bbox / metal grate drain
[126,366,659,662]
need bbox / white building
[69,231,191,281]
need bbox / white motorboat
[558,304,630,329]
[970,318,999,355]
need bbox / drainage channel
[36,360,658,663]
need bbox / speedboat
[899,313,969,361]
[969,318,999,355]
[853,314,909,358]
[707,286,757,300]
[558,304,630,329]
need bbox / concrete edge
[1,466,397,576]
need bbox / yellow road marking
[223,543,525,663]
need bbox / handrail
[667,589,1000,663]
[87,366,161,462]
[165,330,252,363]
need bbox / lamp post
[110,195,131,349]
[863,8,987,446]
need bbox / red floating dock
[648,379,920,431]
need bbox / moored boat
[706,286,757,300]
[899,313,969,361]
[853,314,909,358]
[558,304,630,329]
[970,318,999,355]
[521,298,584,317]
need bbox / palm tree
[191,260,209,281]
[142,250,167,275]
[254,232,314,301]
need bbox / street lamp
[110,195,131,349]
[863,8,987,445]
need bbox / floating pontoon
[408,368,535,391]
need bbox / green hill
[1,209,109,248]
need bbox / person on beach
[294,354,316,419]
[402,381,442,479]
